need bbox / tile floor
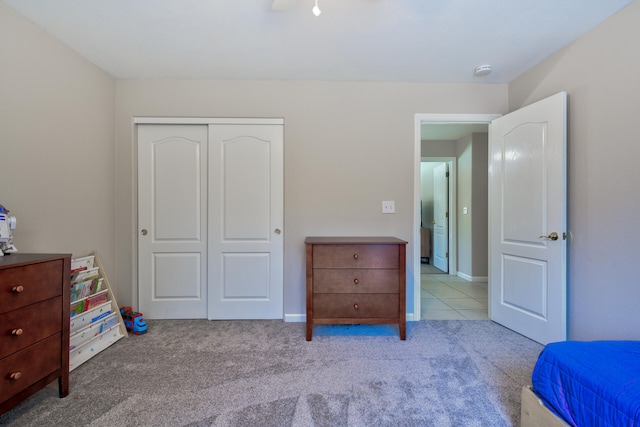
[421,265,488,320]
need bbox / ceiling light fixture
[474,65,492,77]
[312,0,321,16]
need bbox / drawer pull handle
[11,328,24,336]
[353,304,359,310]
[10,372,22,381]
[353,254,359,260]
[12,285,24,293]
[353,278,359,285]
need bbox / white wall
[457,136,473,276]
[7,0,638,338]
[115,80,508,318]
[0,2,509,321]
[455,132,488,279]
[471,133,488,277]
[0,4,116,278]
[509,1,640,340]
[421,140,458,158]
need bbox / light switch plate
[382,201,395,214]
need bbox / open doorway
[420,159,454,275]
[413,114,499,321]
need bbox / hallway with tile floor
[421,268,488,320]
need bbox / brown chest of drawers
[0,253,71,414]
[305,237,407,341]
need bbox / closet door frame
[134,117,284,319]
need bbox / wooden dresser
[0,253,71,414]
[305,237,407,341]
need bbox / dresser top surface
[0,253,71,269]
[305,237,407,245]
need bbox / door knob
[274,228,281,235]
[539,232,559,241]
[141,229,148,236]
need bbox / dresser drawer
[314,294,399,319]
[0,260,63,314]
[0,297,62,359]
[312,244,399,269]
[313,269,399,293]
[0,334,61,403]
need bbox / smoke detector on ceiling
[474,65,492,77]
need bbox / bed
[521,341,640,427]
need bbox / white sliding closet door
[137,119,284,320]
[208,123,284,319]
[138,124,208,319]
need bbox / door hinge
[445,212,449,218]
[446,252,449,258]
[446,171,449,178]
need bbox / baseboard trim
[285,313,417,323]
[284,313,305,323]
[457,272,488,282]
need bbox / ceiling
[2,0,633,83]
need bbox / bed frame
[521,386,570,427]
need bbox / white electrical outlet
[382,201,395,214]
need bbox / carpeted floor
[0,320,542,426]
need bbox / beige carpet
[0,320,542,426]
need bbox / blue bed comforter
[532,340,640,426]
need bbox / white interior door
[208,123,284,319]
[138,124,208,319]
[433,163,449,272]
[489,92,567,345]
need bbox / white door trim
[134,117,284,125]
[413,114,500,320]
